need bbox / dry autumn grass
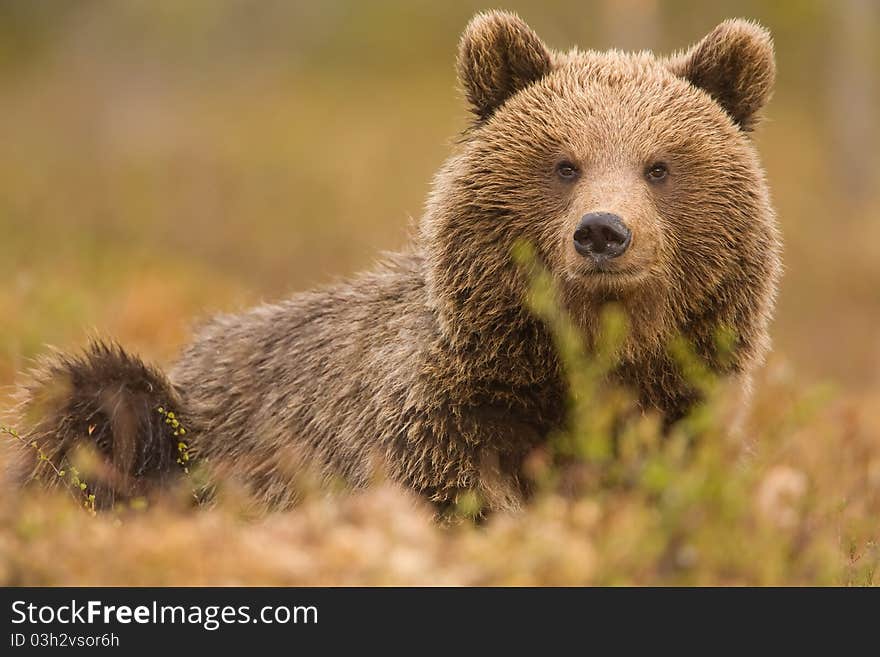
[2,354,879,586]
[1,2,879,586]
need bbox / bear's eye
[555,161,580,181]
[645,162,669,183]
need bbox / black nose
[573,212,632,259]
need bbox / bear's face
[425,12,780,362]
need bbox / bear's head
[423,11,781,375]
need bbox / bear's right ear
[457,11,552,121]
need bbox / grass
[2,360,877,586]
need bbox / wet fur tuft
[8,341,186,508]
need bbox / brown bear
[7,12,780,513]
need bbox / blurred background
[1,0,878,404]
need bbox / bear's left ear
[457,11,552,121]
[669,19,775,131]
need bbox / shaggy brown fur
[7,12,781,513]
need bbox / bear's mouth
[570,264,652,291]
[591,262,639,275]
[586,262,646,279]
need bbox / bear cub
[10,12,780,513]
